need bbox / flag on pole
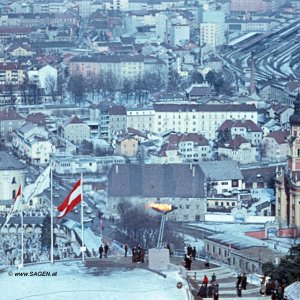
[57,179,82,220]
[1,185,22,228]
[23,166,50,203]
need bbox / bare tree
[122,78,133,103]
[69,74,85,105]
[168,70,181,92]
[45,74,57,103]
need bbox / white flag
[23,165,50,203]
[1,185,21,228]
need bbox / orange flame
[146,202,173,212]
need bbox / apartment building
[0,62,25,85]
[152,103,258,139]
[68,54,168,88]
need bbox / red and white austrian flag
[57,179,82,220]
[1,185,22,228]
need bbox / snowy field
[0,261,189,300]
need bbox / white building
[199,160,244,195]
[153,103,258,140]
[170,24,190,47]
[0,152,25,210]
[28,64,57,95]
[200,10,226,47]
[13,122,55,165]
[51,153,126,174]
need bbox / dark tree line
[262,244,300,285]
[114,201,183,249]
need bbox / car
[54,193,59,198]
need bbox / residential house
[89,101,127,140]
[0,151,25,210]
[218,135,257,164]
[0,108,25,139]
[199,160,244,195]
[261,131,289,161]
[241,166,277,189]
[6,43,34,58]
[149,143,182,164]
[13,122,55,165]
[27,64,58,95]
[204,234,277,274]
[114,134,138,157]
[107,164,206,221]
[268,103,294,129]
[0,62,25,85]
[61,115,90,144]
[185,83,215,100]
[217,119,263,146]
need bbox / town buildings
[275,94,300,229]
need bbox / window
[232,180,238,187]
[221,182,228,185]
[11,177,16,184]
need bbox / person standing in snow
[124,244,128,257]
[99,245,104,259]
[192,247,196,260]
[104,244,109,258]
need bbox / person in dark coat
[99,245,104,258]
[104,244,109,258]
[185,255,192,270]
[191,247,196,260]
[241,273,247,290]
[197,284,207,297]
[237,285,242,297]
[236,274,242,288]
[124,244,128,257]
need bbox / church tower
[275,93,300,230]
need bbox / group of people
[260,276,287,300]
[197,273,219,299]
[132,244,145,263]
[98,244,109,258]
[236,273,248,297]
[183,245,197,270]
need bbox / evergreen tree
[262,244,300,285]
[40,214,56,250]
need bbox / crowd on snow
[259,275,288,300]
[197,273,219,300]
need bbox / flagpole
[50,163,54,264]
[81,172,84,262]
[20,193,24,267]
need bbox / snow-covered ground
[188,222,264,236]
[1,261,189,300]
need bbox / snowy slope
[1,261,189,300]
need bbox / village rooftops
[153,103,257,113]
[198,161,243,181]
[217,119,262,132]
[0,108,24,120]
[108,164,205,198]
[0,151,25,170]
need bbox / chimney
[249,51,256,95]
